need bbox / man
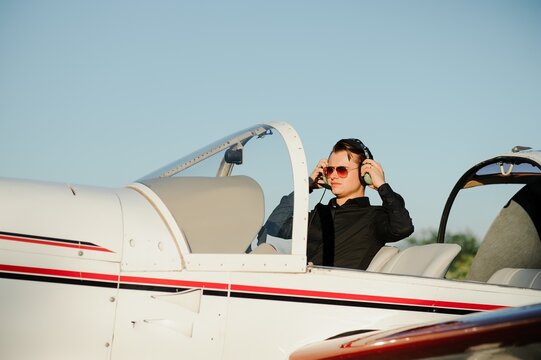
[256,138,414,270]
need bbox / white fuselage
[1,177,540,360]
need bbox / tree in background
[406,230,479,280]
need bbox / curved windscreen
[465,158,541,188]
[137,123,298,255]
[140,124,271,179]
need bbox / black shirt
[263,183,414,270]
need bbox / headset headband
[342,138,373,160]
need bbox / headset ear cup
[359,167,368,186]
[363,147,373,185]
[359,170,372,186]
[363,173,373,185]
[359,153,373,186]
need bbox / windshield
[140,125,271,179]
[137,123,301,255]
[436,152,541,285]
[438,155,541,243]
[465,158,541,188]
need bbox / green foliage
[406,230,479,280]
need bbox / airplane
[289,301,541,359]
[1,121,540,360]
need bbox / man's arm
[377,183,414,242]
[264,191,295,239]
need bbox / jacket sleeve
[376,183,414,242]
[262,191,295,239]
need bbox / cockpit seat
[251,243,278,254]
[487,268,541,290]
[379,243,461,278]
[466,182,541,282]
[366,246,399,272]
[141,175,265,254]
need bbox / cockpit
[135,122,310,272]
[134,121,541,286]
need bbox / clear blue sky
[1,1,540,240]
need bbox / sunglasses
[323,166,359,178]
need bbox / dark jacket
[262,183,414,270]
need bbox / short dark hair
[331,138,372,164]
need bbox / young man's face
[326,150,363,199]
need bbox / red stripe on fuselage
[0,264,118,282]
[0,264,227,291]
[231,284,505,311]
[0,264,505,311]
[119,275,229,290]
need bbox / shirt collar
[329,196,371,208]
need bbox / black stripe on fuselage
[118,283,227,297]
[0,271,228,296]
[0,271,118,289]
[230,291,477,315]
[0,231,99,248]
[0,271,476,315]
